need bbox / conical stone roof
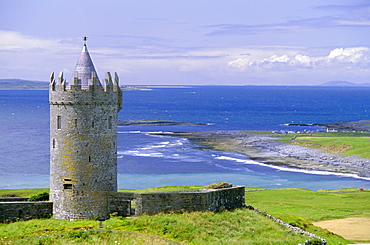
[70,44,102,90]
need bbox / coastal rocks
[159,131,370,178]
[240,134,370,177]
[319,120,370,132]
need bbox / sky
[1,0,370,86]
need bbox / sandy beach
[155,131,370,178]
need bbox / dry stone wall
[0,201,52,223]
[109,186,245,216]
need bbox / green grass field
[1,187,370,244]
[276,132,370,158]
[0,188,49,198]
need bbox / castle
[0,39,244,222]
[49,39,122,220]
[0,39,246,223]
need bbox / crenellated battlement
[49,71,122,111]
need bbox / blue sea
[1,86,370,190]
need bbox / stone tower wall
[49,72,122,220]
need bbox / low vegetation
[0,209,314,245]
[0,188,49,198]
[2,187,369,244]
[275,132,370,158]
[105,209,310,244]
[28,192,49,201]
[246,188,370,243]
[247,188,370,221]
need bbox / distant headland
[0,79,153,91]
[0,79,49,90]
[118,119,206,126]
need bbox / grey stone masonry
[49,44,122,221]
[0,197,28,202]
[136,186,245,215]
[0,202,52,223]
[108,186,245,216]
[108,192,134,217]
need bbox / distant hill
[0,79,137,90]
[0,79,48,90]
[321,81,370,87]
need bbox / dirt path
[313,217,370,242]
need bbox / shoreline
[154,131,370,178]
[118,120,206,126]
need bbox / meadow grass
[0,210,318,245]
[3,230,174,245]
[246,188,370,244]
[276,132,370,158]
[1,187,365,244]
[104,209,318,245]
[246,188,370,222]
[0,188,49,197]
[0,218,99,242]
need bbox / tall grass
[105,209,310,245]
[0,209,318,244]
[5,230,174,245]
[0,219,99,242]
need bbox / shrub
[28,192,49,201]
[305,238,324,245]
[204,182,233,189]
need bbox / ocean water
[1,86,370,190]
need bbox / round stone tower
[49,41,122,220]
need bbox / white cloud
[1,30,369,85]
[228,47,370,71]
[0,31,81,80]
[325,47,369,64]
[294,54,311,66]
[0,30,59,51]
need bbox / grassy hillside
[247,188,370,244]
[2,187,369,244]
[0,209,324,245]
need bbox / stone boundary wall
[0,197,28,202]
[0,202,52,223]
[109,186,245,216]
[1,187,245,222]
[108,192,133,217]
[245,205,327,245]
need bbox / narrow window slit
[57,116,61,129]
[108,116,112,129]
